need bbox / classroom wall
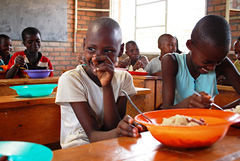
[10,0,109,76]
[9,0,239,76]
[207,0,240,61]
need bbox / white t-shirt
[144,56,161,75]
[55,65,136,149]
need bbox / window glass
[111,0,206,54]
[136,2,165,27]
[136,27,165,52]
[137,0,162,5]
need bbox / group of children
[1,14,240,152]
[116,33,178,77]
[0,27,53,78]
[55,15,240,149]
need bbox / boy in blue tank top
[161,15,240,109]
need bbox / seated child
[145,34,176,76]
[118,41,149,70]
[233,37,240,73]
[5,27,53,78]
[56,17,143,149]
[175,36,182,54]
[0,34,12,71]
[161,15,240,109]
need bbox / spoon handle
[122,90,153,123]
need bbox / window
[111,0,206,54]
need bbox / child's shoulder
[12,51,25,56]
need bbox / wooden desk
[0,93,60,147]
[0,87,150,150]
[0,76,59,96]
[215,85,240,107]
[132,75,162,111]
[52,127,240,161]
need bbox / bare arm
[139,55,149,68]
[70,100,141,143]
[161,54,212,109]
[5,56,25,79]
[217,57,240,95]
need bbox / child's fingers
[189,94,211,108]
[117,115,140,137]
[92,55,114,66]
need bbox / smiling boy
[56,17,142,149]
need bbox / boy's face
[125,43,140,61]
[187,40,227,74]
[23,33,41,53]
[234,40,240,60]
[83,26,121,75]
[159,36,176,55]
[0,38,12,56]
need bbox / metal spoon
[192,90,223,111]
[121,90,153,123]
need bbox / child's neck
[186,53,200,80]
[83,66,102,87]
[24,50,39,65]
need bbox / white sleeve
[120,71,136,96]
[55,71,87,106]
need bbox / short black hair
[125,40,137,50]
[21,27,41,41]
[191,15,231,52]
[0,34,11,40]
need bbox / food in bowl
[10,84,58,97]
[135,109,240,148]
[160,114,206,126]
[24,70,53,78]
[128,65,146,72]
[225,105,240,114]
[135,68,146,72]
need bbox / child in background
[175,36,182,54]
[56,17,143,149]
[5,27,53,78]
[118,41,149,70]
[233,37,240,73]
[144,34,176,76]
[0,34,12,71]
[161,15,240,109]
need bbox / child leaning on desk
[117,40,149,70]
[5,27,53,78]
[56,17,143,149]
[161,15,240,109]
[0,34,12,71]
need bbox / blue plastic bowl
[0,141,53,161]
[10,84,58,97]
[24,70,53,78]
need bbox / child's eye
[103,49,114,54]
[87,47,96,52]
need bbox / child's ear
[83,38,86,50]
[118,43,124,57]
[186,39,192,50]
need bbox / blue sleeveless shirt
[174,53,218,105]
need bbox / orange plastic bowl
[0,65,8,71]
[135,109,240,148]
